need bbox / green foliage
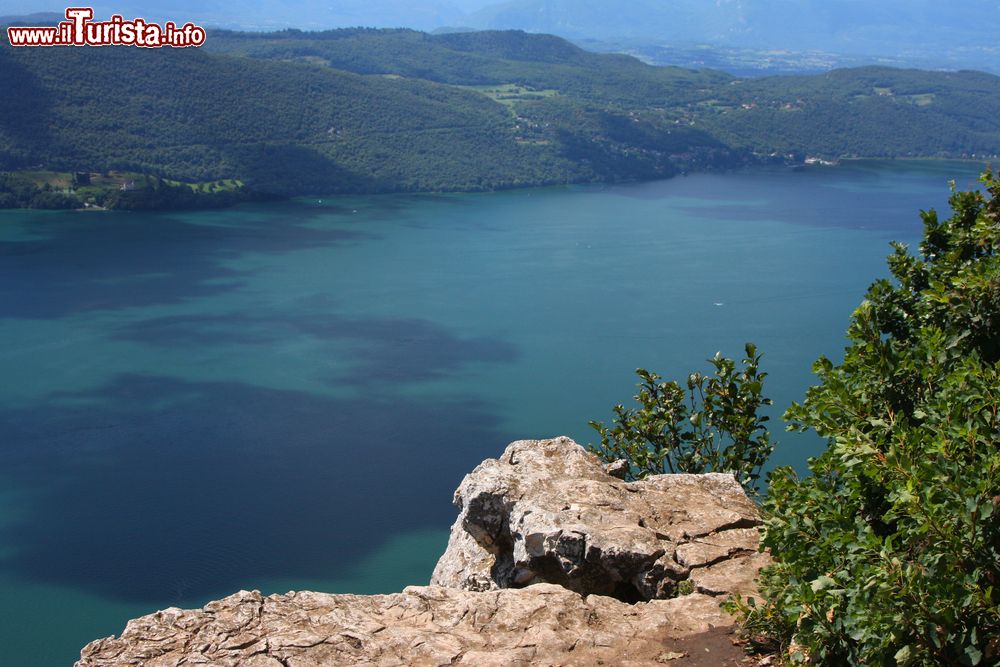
[722,591,797,657]
[676,579,695,596]
[750,172,1000,665]
[0,171,254,210]
[589,343,773,495]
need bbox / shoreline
[0,156,992,214]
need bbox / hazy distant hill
[5,1,1000,73]
[5,0,999,56]
[0,12,63,25]
[465,0,1000,57]
[0,1,479,31]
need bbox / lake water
[0,160,986,665]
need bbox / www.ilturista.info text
[6,7,206,48]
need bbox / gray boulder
[431,436,769,601]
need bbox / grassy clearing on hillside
[460,83,559,109]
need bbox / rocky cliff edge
[77,436,770,667]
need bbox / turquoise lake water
[0,160,986,665]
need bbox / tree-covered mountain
[0,42,636,197]
[697,66,1000,159]
[203,28,732,107]
[0,31,740,202]
[2,29,1000,208]
[206,29,1000,159]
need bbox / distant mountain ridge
[4,0,998,70]
[465,0,1000,54]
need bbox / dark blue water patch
[0,373,513,605]
[671,170,967,235]
[0,208,373,320]
[111,307,519,387]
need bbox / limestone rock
[77,585,737,667]
[430,436,768,601]
[77,437,771,666]
[605,458,630,479]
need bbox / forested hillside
[2,29,1000,208]
[207,29,1000,160]
[204,28,732,107]
[698,67,1000,158]
[0,45,581,195]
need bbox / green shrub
[748,173,1000,665]
[28,190,80,209]
[589,342,773,495]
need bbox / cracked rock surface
[431,437,769,601]
[77,437,769,666]
[77,585,740,667]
